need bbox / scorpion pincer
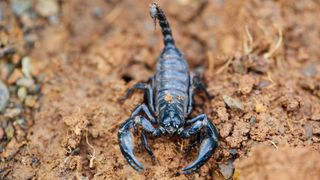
[118,3,219,174]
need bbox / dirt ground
[1,0,320,179]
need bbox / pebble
[257,80,271,89]
[304,122,313,140]
[250,116,257,126]
[4,108,22,119]
[17,87,28,101]
[5,123,14,140]
[16,77,35,88]
[0,62,15,80]
[35,0,59,17]
[22,57,33,78]
[229,149,237,155]
[7,69,23,84]
[24,95,37,108]
[0,80,10,112]
[301,65,317,77]
[48,14,60,25]
[223,95,244,111]
[24,33,39,48]
[255,102,266,113]
[91,7,103,18]
[10,0,33,16]
[238,75,255,94]
[232,58,246,74]
[218,161,235,179]
[15,118,27,129]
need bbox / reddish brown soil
[2,0,320,179]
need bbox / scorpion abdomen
[155,51,189,116]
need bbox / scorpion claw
[182,121,218,174]
[118,118,145,172]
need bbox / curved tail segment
[149,3,176,48]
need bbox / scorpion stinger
[118,3,219,174]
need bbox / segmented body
[153,6,189,122]
[156,49,189,118]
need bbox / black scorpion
[118,3,218,174]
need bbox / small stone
[5,123,14,139]
[17,87,28,101]
[219,161,235,179]
[229,149,237,155]
[278,123,285,134]
[301,65,317,77]
[0,80,10,112]
[24,33,38,47]
[223,95,244,111]
[257,80,271,89]
[4,108,22,119]
[48,14,60,25]
[16,77,35,88]
[255,102,266,113]
[10,0,32,16]
[91,7,103,18]
[15,118,27,129]
[36,0,59,17]
[8,85,18,94]
[233,58,246,74]
[304,122,313,140]
[21,57,33,78]
[24,96,38,108]
[238,75,255,94]
[7,69,23,84]
[250,116,257,126]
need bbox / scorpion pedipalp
[118,105,160,172]
[118,118,145,172]
[180,115,218,174]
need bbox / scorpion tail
[118,118,145,172]
[149,3,176,48]
[182,121,218,174]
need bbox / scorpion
[118,3,218,174]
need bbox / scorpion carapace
[118,3,219,174]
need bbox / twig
[85,133,96,169]
[215,58,232,74]
[264,27,283,59]
[268,140,278,149]
[243,25,253,55]
[285,118,293,132]
[105,5,123,23]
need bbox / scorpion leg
[120,77,156,114]
[118,104,161,172]
[179,114,218,174]
[141,131,156,161]
[118,115,160,172]
[184,129,207,155]
[130,104,155,121]
[183,132,200,155]
[187,75,211,115]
